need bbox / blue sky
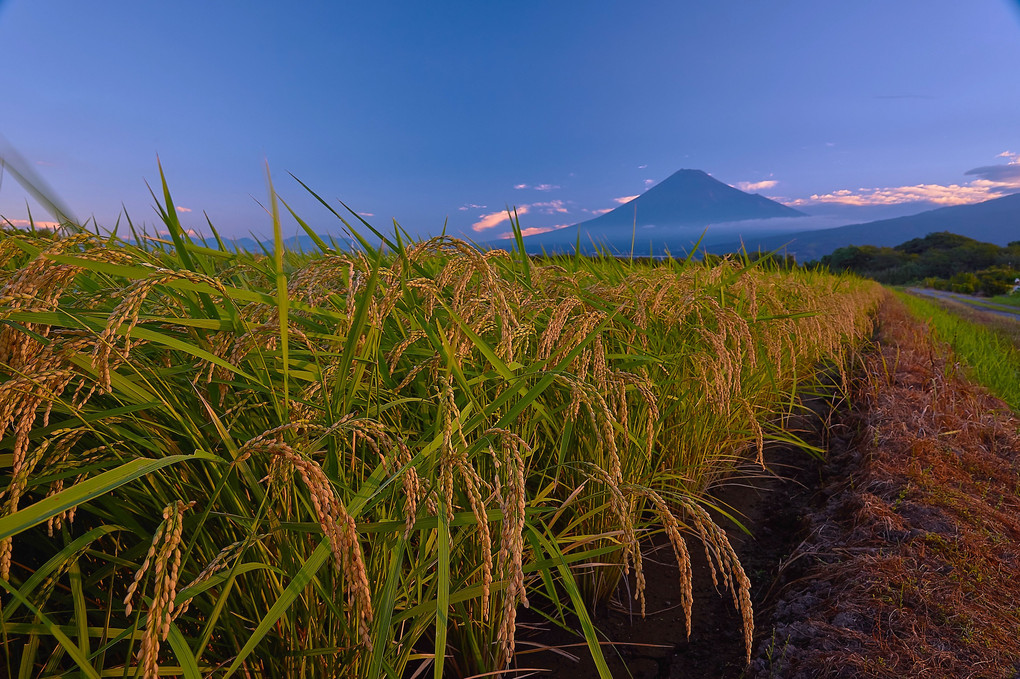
[2,1,1020,242]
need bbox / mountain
[518,169,806,255]
[709,192,1020,260]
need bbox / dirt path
[753,294,1020,677]
[906,287,1020,322]
[513,294,1020,678]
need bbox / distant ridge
[519,169,805,254]
[709,192,1020,260]
[227,233,356,253]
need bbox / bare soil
[512,294,1020,678]
[753,295,1020,678]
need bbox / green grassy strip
[955,295,1020,315]
[898,291,1020,411]
[990,294,1020,308]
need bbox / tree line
[814,231,1020,296]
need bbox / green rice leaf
[167,622,203,679]
[530,524,613,679]
[0,579,101,679]
[0,454,217,540]
[222,538,332,678]
[433,506,450,679]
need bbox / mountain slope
[709,192,1020,260]
[520,169,805,254]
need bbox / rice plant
[0,174,881,677]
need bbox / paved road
[906,287,1020,323]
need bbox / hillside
[819,231,1020,293]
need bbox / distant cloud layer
[458,203,487,211]
[735,180,779,192]
[156,228,199,237]
[175,206,192,213]
[791,154,1020,207]
[614,195,639,204]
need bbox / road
[905,287,1020,323]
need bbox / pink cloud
[588,207,613,216]
[497,224,568,240]
[735,180,779,192]
[531,199,568,214]
[360,212,374,217]
[790,153,1020,208]
[790,178,1020,208]
[513,184,528,190]
[176,206,192,213]
[614,195,639,204]
[4,218,60,230]
[154,228,200,237]
[472,205,529,232]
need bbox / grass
[989,293,1020,308]
[897,291,1020,412]
[0,174,882,677]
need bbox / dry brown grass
[758,293,1020,677]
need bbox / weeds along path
[0,225,880,678]
[755,293,1020,678]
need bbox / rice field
[0,182,882,677]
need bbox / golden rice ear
[123,500,195,679]
[173,539,244,621]
[0,439,53,580]
[264,444,374,649]
[93,269,227,391]
[484,428,532,667]
[439,380,495,619]
[641,489,694,637]
[680,497,754,663]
